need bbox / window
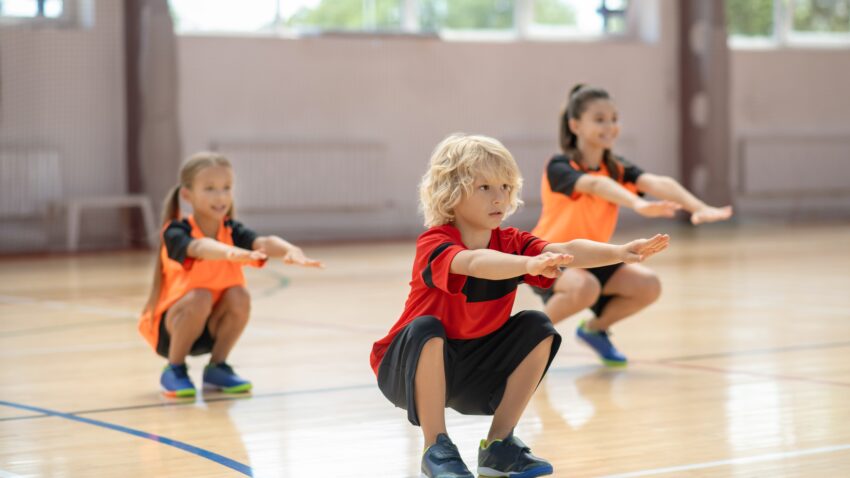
[169,0,630,40]
[530,0,627,37]
[727,0,850,47]
[1,0,63,20]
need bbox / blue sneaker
[421,434,474,478]
[160,364,196,398]
[576,320,627,367]
[203,362,252,393]
[478,433,553,477]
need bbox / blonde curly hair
[419,133,523,227]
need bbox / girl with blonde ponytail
[139,152,323,398]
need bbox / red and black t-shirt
[369,224,554,375]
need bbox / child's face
[571,99,620,150]
[453,173,512,232]
[182,165,234,220]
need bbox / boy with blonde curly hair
[370,133,669,478]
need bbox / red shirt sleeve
[417,228,467,295]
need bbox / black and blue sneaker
[576,319,628,367]
[160,363,196,398]
[478,433,553,478]
[203,362,252,393]
[421,434,474,478]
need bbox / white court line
[600,443,850,478]
[0,294,136,319]
[0,469,27,478]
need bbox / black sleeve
[547,157,585,196]
[228,219,259,251]
[163,219,194,264]
[619,156,645,185]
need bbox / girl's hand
[527,252,574,278]
[634,199,681,218]
[283,246,324,268]
[225,247,268,263]
[620,234,670,264]
[691,205,733,225]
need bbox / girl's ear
[568,117,581,135]
[179,186,191,203]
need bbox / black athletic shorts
[155,311,215,358]
[376,310,561,426]
[530,262,625,317]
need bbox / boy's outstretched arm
[253,236,324,268]
[575,175,681,218]
[543,234,670,269]
[636,173,733,224]
[450,249,573,281]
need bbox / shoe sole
[478,465,554,477]
[161,388,196,398]
[575,336,628,367]
[203,382,252,394]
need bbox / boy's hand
[226,247,268,263]
[634,199,681,218]
[283,246,324,268]
[691,205,733,225]
[620,234,670,264]
[527,252,574,278]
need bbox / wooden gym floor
[1,221,849,477]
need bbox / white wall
[176,1,680,241]
[730,49,850,218]
[0,2,126,251]
[3,1,849,252]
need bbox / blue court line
[0,400,253,476]
[0,383,377,422]
[656,340,850,362]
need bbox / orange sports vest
[137,215,263,351]
[531,159,638,243]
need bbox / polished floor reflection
[1,222,849,477]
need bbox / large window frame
[0,0,91,28]
[729,0,850,49]
[170,0,636,42]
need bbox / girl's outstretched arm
[575,175,681,218]
[253,236,324,268]
[636,173,733,224]
[543,234,670,269]
[187,238,267,263]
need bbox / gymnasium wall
[175,2,680,241]
[0,1,126,251]
[2,2,849,252]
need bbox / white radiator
[737,133,850,197]
[210,141,388,212]
[0,149,62,218]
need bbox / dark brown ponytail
[558,84,622,181]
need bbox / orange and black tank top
[531,154,644,244]
[138,215,264,351]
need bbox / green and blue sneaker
[421,434,474,478]
[478,433,553,478]
[576,319,627,367]
[203,362,252,393]
[160,363,196,398]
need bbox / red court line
[639,360,850,388]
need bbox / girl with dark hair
[530,84,732,366]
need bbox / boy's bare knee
[642,274,662,303]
